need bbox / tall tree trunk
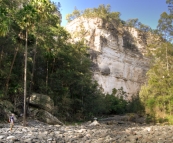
[23,29,28,126]
[166,45,169,71]
[51,58,56,74]
[27,40,37,112]
[0,47,4,69]
[5,47,19,96]
[46,60,48,93]
[169,100,171,115]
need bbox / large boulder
[0,100,16,121]
[29,93,54,112]
[31,109,63,125]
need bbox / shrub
[104,94,127,114]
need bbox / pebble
[0,120,173,142]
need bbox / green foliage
[103,89,144,115]
[82,4,120,21]
[66,4,122,26]
[66,7,81,22]
[16,4,39,30]
[126,18,151,32]
[0,0,62,108]
[0,7,11,36]
[157,12,173,43]
[46,41,106,121]
[66,4,151,31]
[140,42,173,122]
[0,0,21,36]
[126,95,145,114]
[126,18,139,27]
[104,94,127,114]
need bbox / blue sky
[51,0,169,29]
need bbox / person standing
[9,114,14,131]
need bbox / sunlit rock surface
[66,17,153,98]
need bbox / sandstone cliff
[65,17,153,98]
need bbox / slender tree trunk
[5,47,19,96]
[0,47,4,69]
[169,100,171,115]
[27,40,37,113]
[51,58,56,75]
[166,45,169,71]
[163,102,165,119]
[46,60,48,93]
[23,29,28,126]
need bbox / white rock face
[66,17,151,98]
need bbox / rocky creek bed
[0,119,173,143]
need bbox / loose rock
[0,119,173,142]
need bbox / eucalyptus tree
[27,0,61,98]
[15,0,62,125]
[15,3,41,125]
[157,12,173,71]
